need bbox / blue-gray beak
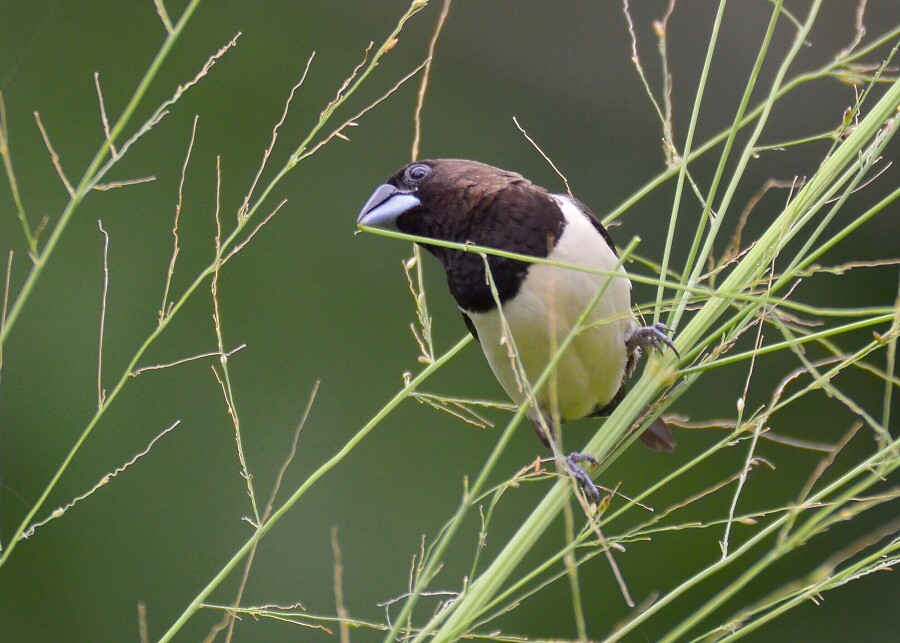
[357,184,421,229]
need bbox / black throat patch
[430,184,566,313]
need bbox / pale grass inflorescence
[0,1,897,641]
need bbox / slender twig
[721,266,773,558]
[0,251,11,385]
[513,116,572,197]
[100,33,240,185]
[97,221,110,408]
[779,422,862,544]
[23,420,182,537]
[778,322,889,440]
[138,603,149,643]
[210,155,261,527]
[836,0,868,60]
[332,527,351,643]
[221,200,287,266]
[654,0,678,160]
[34,111,74,195]
[293,59,430,165]
[721,179,801,266]
[0,93,35,252]
[268,383,320,518]
[239,52,315,219]
[131,344,245,377]
[411,0,451,161]
[402,253,435,363]
[93,72,117,157]
[93,176,156,191]
[160,115,198,320]
[881,277,900,434]
[622,0,675,161]
[153,0,174,33]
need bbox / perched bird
[358,159,677,501]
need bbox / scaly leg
[626,322,679,358]
[566,452,601,504]
[531,418,602,504]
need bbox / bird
[357,159,678,502]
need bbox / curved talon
[566,452,601,504]
[627,322,680,359]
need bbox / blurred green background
[1,1,897,641]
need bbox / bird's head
[357,159,534,246]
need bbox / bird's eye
[405,164,430,183]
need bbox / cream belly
[465,195,636,422]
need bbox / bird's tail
[637,413,676,452]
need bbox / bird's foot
[627,322,679,359]
[566,452,601,504]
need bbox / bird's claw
[627,322,680,359]
[566,452,601,504]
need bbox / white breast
[465,195,636,422]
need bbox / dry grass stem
[331,527,351,643]
[222,199,287,266]
[329,43,374,115]
[653,0,678,164]
[92,176,156,191]
[97,221,110,408]
[513,116,573,197]
[780,422,863,542]
[411,0,452,161]
[93,72,117,157]
[23,420,182,538]
[622,0,678,163]
[240,52,315,219]
[723,178,803,265]
[160,115,198,320]
[210,155,261,528]
[403,252,435,363]
[153,0,173,33]
[138,603,149,643]
[130,344,246,377]
[0,93,34,251]
[0,251,11,382]
[34,111,74,196]
[836,0,869,60]
[721,268,774,558]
